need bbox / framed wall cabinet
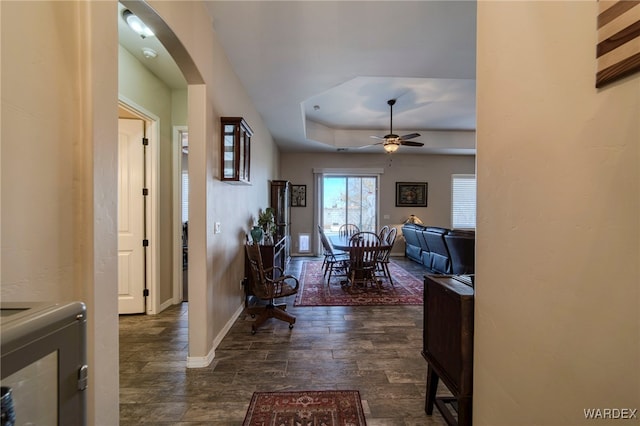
[221,117,253,184]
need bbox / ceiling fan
[363,99,424,153]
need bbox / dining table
[327,234,394,292]
[328,234,392,252]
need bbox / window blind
[452,174,476,229]
[182,172,189,223]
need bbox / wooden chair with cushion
[347,232,383,293]
[245,243,299,334]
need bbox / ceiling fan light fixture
[123,9,155,39]
[364,99,424,152]
[383,141,400,153]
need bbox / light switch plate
[214,222,221,233]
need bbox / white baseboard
[186,348,215,368]
[159,298,174,313]
[213,303,245,348]
[186,302,245,368]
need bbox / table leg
[425,364,439,415]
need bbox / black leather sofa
[402,223,423,263]
[402,224,475,275]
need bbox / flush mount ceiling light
[122,9,154,39]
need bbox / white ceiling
[118,1,477,154]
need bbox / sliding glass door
[322,176,377,235]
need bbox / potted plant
[257,207,276,244]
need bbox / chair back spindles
[349,231,381,245]
[338,223,360,238]
[347,232,383,292]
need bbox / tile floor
[119,256,450,425]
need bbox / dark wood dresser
[422,274,474,426]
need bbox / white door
[118,118,146,314]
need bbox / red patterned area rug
[242,390,367,426]
[294,260,423,306]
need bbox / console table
[422,274,474,426]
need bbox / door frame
[172,125,188,303]
[313,167,384,255]
[118,95,160,315]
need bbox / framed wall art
[291,184,306,207]
[596,1,640,88]
[396,182,428,207]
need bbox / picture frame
[595,1,640,88]
[291,184,306,207]
[396,182,428,207]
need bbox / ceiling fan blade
[357,142,383,149]
[400,140,424,147]
[399,133,421,141]
[370,135,386,140]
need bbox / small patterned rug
[242,390,367,426]
[294,260,423,306]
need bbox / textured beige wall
[281,152,476,255]
[475,1,639,425]
[2,0,281,423]
[146,0,281,361]
[2,2,83,299]
[1,2,120,424]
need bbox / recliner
[422,227,451,274]
[444,230,475,275]
[401,224,475,276]
[401,224,423,263]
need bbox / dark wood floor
[119,256,449,425]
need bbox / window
[452,174,476,229]
[322,176,378,234]
[182,172,189,223]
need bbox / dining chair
[378,225,390,242]
[245,243,299,334]
[338,223,360,238]
[349,231,381,245]
[318,225,348,284]
[347,232,383,293]
[377,227,397,286]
